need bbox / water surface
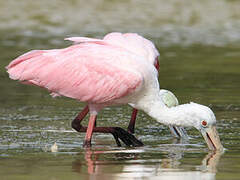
[0,1,240,180]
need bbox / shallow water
[1,1,240,180]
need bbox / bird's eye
[201,120,208,127]
[154,57,159,70]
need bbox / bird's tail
[6,50,45,84]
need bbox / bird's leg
[83,114,143,147]
[88,127,143,147]
[72,106,143,147]
[77,126,143,147]
[127,108,138,134]
[71,105,89,132]
[83,114,97,147]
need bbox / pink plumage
[6,32,223,150]
[7,42,143,104]
[6,32,160,147]
[66,32,159,65]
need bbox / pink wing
[65,33,159,66]
[6,43,143,104]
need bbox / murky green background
[0,0,240,180]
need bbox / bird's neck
[145,101,198,128]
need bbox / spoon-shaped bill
[201,125,223,151]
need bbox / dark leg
[72,106,143,147]
[80,126,143,147]
[71,105,89,132]
[127,108,138,134]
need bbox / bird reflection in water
[72,147,223,179]
[72,148,140,175]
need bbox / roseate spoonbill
[68,32,187,139]
[6,32,223,150]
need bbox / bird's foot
[111,127,143,147]
[72,121,83,132]
[127,126,135,134]
[72,123,143,147]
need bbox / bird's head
[150,91,224,151]
[181,102,224,151]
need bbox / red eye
[154,57,159,70]
[202,120,207,127]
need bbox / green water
[1,1,240,180]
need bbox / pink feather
[6,42,143,104]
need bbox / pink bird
[6,32,223,151]
[66,33,186,142]
[66,32,160,137]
